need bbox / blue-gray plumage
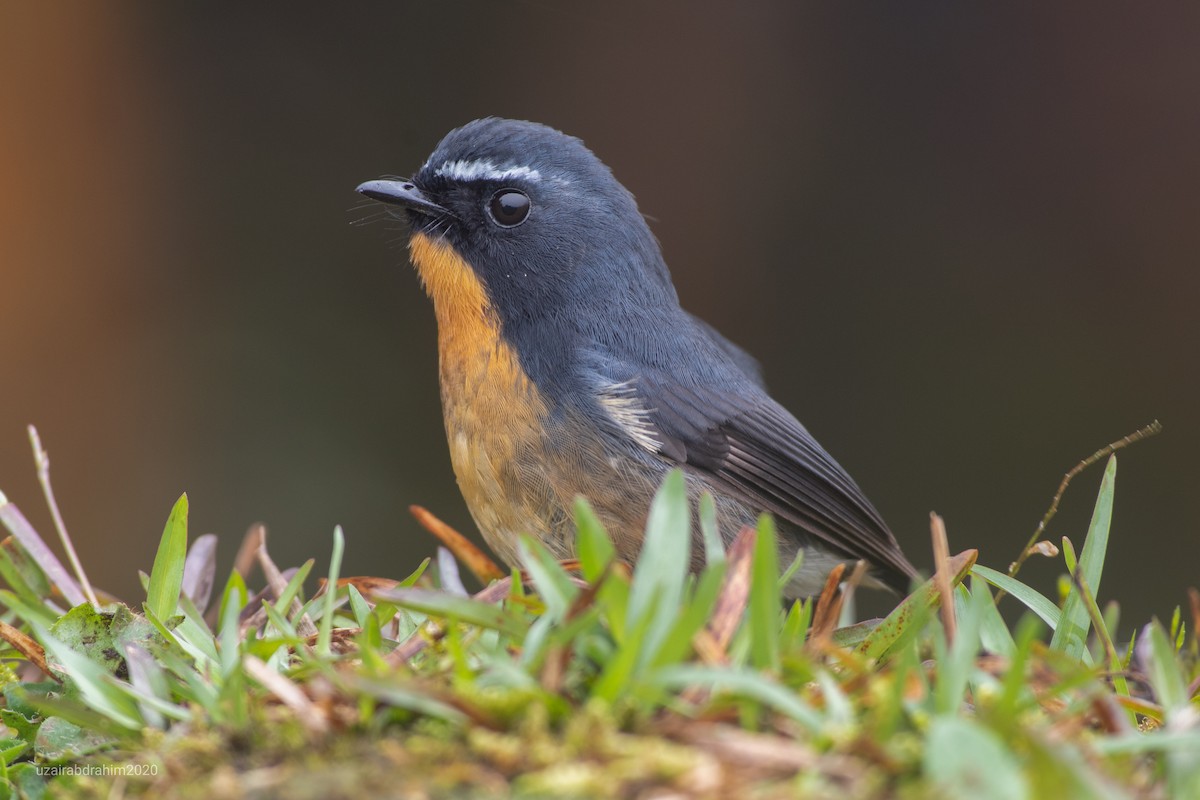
[357,118,918,595]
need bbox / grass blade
[146,494,189,622]
[1050,456,1115,658]
[379,588,526,638]
[697,492,725,568]
[971,565,1060,630]
[517,535,578,620]
[860,550,977,661]
[1142,621,1188,716]
[627,470,690,667]
[574,497,615,583]
[748,514,780,671]
[651,665,822,732]
[317,526,345,657]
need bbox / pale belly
[440,385,665,567]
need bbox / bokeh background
[2,3,1196,627]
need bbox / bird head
[357,118,678,334]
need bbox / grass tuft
[0,440,1192,798]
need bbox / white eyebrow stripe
[433,159,542,183]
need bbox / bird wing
[636,371,917,592]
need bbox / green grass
[0,451,1196,799]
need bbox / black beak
[355,179,447,216]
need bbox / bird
[356,118,918,596]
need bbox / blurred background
[1,3,1195,628]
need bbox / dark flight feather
[636,369,918,594]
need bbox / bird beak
[356,179,447,216]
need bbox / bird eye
[487,189,531,227]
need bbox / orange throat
[406,231,541,409]
[408,232,497,371]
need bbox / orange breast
[408,234,562,564]
[407,233,662,567]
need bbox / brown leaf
[808,563,848,646]
[233,524,266,580]
[182,533,218,615]
[335,576,401,595]
[700,525,756,660]
[409,506,505,584]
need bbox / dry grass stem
[243,655,329,735]
[27,425,98,609]
[809,563,848,646]
[930,513,956,643]
[257,539,317,638]
[234,524,266,581]
[0,619,56,680]
[701,526,756,657]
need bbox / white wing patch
[434,159,542,183]
[597,379,661,454]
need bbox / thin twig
[1004,421,1162,595]
[0,619,58,680]
[28,426,98,608]
[930,513,956,644]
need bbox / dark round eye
[488,189,531,227]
